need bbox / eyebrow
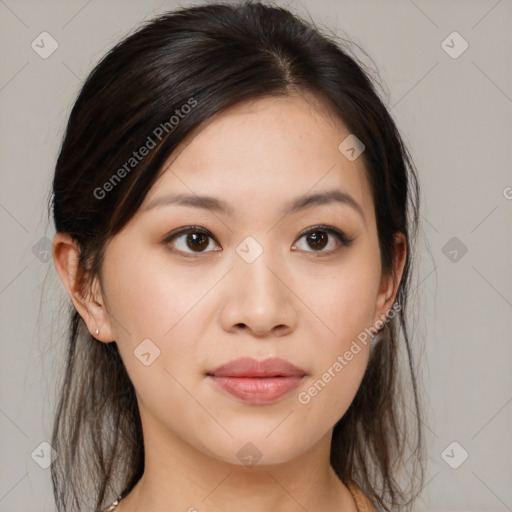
[143,189,366,223]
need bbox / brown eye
[185,232,210,252]
[292,226,354,255]
[305,230,328,251]
[164,227,221,255]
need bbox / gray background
[1,0,511,510]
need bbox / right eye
[162,226,222,256]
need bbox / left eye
[292,226,353,254]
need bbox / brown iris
[186,232,210,252]
[306,230,328,251]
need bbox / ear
[52,232,115,343]
[373,232,407,324]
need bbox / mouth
[206,357,306,405]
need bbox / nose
[219,248,298,338]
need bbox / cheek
[102,245,214,345]
[303,253,381,348]
[294,280,374,434]
[292,249,380,422]
[106,258,216,437]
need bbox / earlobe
[52,233,114,343]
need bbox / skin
[53,91,406,512]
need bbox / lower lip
[209,376,304,404]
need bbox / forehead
[142,93,374,223]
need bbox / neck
[115,406,357,512]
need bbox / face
[71,92,403,466]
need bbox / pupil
[307,231,327,250]
[187,233,208,251]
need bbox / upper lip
[208,357,306,378]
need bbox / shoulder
[346,480,378,512]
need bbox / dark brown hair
[48,1,424,510]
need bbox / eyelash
[162,224,355,258]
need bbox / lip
[207,357,306,405]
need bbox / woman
[50,1,424,510]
